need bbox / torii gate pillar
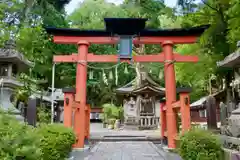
[163,41,178,148]
[74,41,89,148]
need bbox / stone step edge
[89,137,162,143]
[104,135,146,138]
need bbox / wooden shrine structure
[116,72,164,130]
[46,18,208,149]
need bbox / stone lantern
[0,40,33,120]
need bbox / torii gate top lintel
[46,18,209,63]
[45,18,209,45]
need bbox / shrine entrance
[46,18,208,149]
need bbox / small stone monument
[206,96,217,130]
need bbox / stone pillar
[220,102,227,125]
[27,96,39,127]
[206,96,217,130]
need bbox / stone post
[206,96,217,130]
[220,102,227,126]
[27,96,39,127]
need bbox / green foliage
[0,109,75,160]
[175,44,224,101]
[68,0,128,29]
[37,106,51,124]
[179,128,222,160]
[108,118,116,125]
[0,109,42,160]
[14,86,30,104]
[36,124,76,160]
[102,103,124,124]
[227,0,240,46]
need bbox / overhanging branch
[201,0,219,13]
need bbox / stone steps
[89,135,162,144]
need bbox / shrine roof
[217,49,240,68]
[190,90,225,108]
[132,85,165,95]
[115,77,165,95]
[116,86,134,94]
[45,25,209,37]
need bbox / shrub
[0,109,76,160]
[179,128,222,160]
[102,103,112,121]
[102,103,124,124]
[108,118,116,125]
[36,123,76,160]
[37,106,51,124]
[0,109,42,160]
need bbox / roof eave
[45,25,209,37]
[217,51,240,68]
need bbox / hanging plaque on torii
[46,18,208,149]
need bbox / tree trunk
[134,45,145,125]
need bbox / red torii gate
[46,18,208,149]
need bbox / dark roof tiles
[45,17,209,37]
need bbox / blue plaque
[118,35,133,59]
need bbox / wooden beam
[53,53,199,63]
[53,55,77,63]
[53,36,198,45]
[87,53,118,62]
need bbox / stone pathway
[69,123,182,160]
[83,141,180,160]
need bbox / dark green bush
[179,128,222,160]
[0,109,76,160]
[0,110,42,160]
[36,123,76,160]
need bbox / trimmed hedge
[36,124,76,160]
[179,128,222,160]
[0,110,76,160]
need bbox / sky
[65,0,178,15]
